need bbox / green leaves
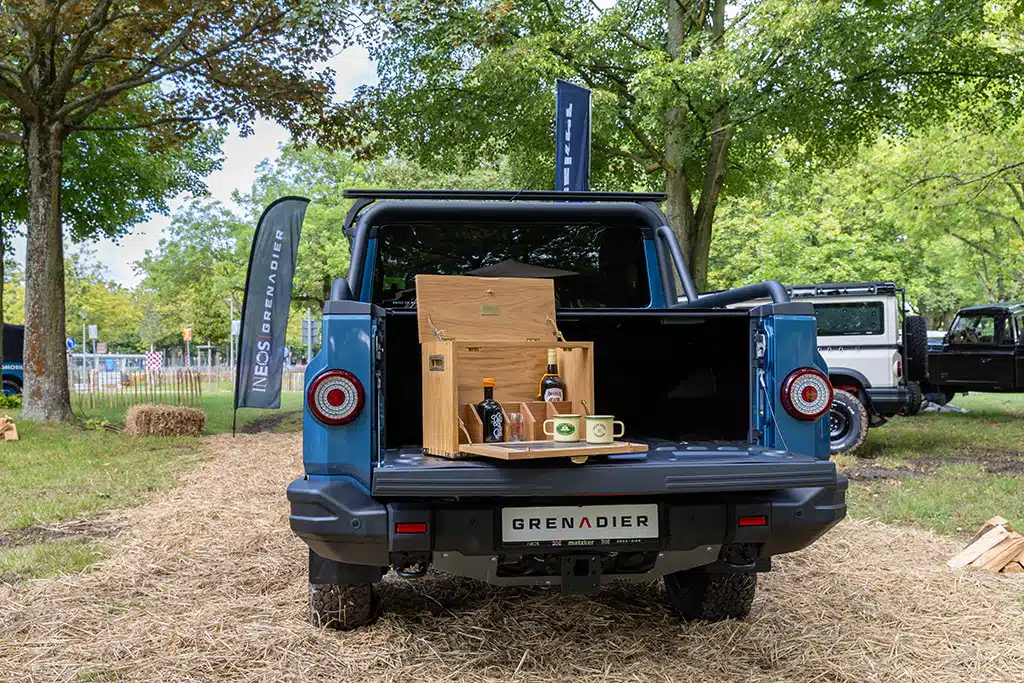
[709,115,1024,325]
[332,0,1023,288]
[134,201,249,347]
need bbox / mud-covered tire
[902,381,923,416]
[903,315,929,382]
[830,389,869,456]
[664,569,756,622]
[308,582,377,630]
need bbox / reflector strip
[738,515,768,527]
[395,522,427,534]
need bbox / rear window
[813,302,884,336]
[373,223,650,308]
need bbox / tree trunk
[662,0,732,292]
[691,113,731,290]
[21,119,72,421]
[663,0,700,293]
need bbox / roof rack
[785,282,898,298]
[342,189,666,202]
[957,301,1024,314]
[340,188,667,238]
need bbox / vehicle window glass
[948,314,998,344]
[1015,313,1024,344]
[373,223,650,308]
[812,302,884,336]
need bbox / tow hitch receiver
[562,555,602,595]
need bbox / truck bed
[371,443,839,498]
[382,309,754,449]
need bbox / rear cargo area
[382,310,752,450]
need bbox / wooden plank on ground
[973,535,1024,571]
[948,526,1010,569]
[967,516,1011,546]
[1002,561,1024,574]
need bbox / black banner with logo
[234,196,308,416]
[554,79,592,191]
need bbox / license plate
[501,504,659,545]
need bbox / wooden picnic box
[416,274,646,461]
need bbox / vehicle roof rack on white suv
[786,282,898,298]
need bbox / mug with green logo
[543,414,581,443]
[584,415,625,444]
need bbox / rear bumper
[866,386,908,416]
[287,450,847,579]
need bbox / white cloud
[14,45,379,287]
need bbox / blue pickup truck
[288,190,846,628]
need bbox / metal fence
[67,364,306,410]
[69,367,203,409]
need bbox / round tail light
[780,368,832,421]
[308,370,365,425]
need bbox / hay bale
[124,404,206,437]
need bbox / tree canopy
[709,116,1024,327]
[0,94,223,243]
[0,0,356,420]
[337,0,1023,289]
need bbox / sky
[25,46,379,287]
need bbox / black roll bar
[654,226,699,303]
[682,281,791,309]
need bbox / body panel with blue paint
[302,313,377,487]
[358,238,377,303]
[756,315,831,460]
[642,238,666,308]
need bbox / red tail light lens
[308,370,365,425]
[780,368,832,421]
[738,515,768,527]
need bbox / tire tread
[308,582,377,630]
[664,570,756,622]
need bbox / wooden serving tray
[459,439,648,461]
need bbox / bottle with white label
[477,377,504,442]
[538,349,566,402]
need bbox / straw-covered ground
[1,433,1022,683]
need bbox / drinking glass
[508,412,524,442]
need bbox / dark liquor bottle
[477,377,504,442]
[538,348,566,402]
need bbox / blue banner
[554,79,592,191]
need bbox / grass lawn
[0,392,303,583]
[839,393,1024,537]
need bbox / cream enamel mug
[543,414,581,442]
[584,415,625,444]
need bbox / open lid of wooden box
[415,274,561,342]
